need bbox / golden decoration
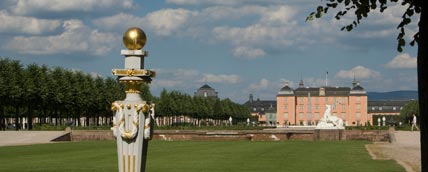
[112,69,156,77]
[119,80,143,94]
[111,103,117,111]
[141,104,149,113]
[123,27,146,50]
[132,120,139,128]
[127,104,132,110]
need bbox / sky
[0,0,419,103]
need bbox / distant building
[243,94,276,126]
[194,84,218,99]
[368,100,411,126]
[276,79,368,126]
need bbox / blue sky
[0,0,418,103]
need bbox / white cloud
[152,79,185,88]
[93,9,196,37]
[150,68,199,89]
[232,46,266,59]
[166,0,243,6]
[336,66,380,79]
[5,19,117,55]
[10,0,133,15]
[201,74,241,84]
[260,6,297,25]
[166,0,291,6]
[152,69,240,88]
[174,68,200,77]
[213,24,292,47]
[248,78,269,90]
[144,8,196,36]
[92,13,144,31]
[0,11,60,34]
[198,5,265,21]
[385,53,417,69]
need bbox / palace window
[356,113,361,119]
[284,105,288,110]
[284,113,288,120]
[299,105,303,110]
[356,104,361,110]
[356,96,360,102]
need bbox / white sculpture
[315,104,344,129]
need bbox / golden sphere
[123,27,147,50]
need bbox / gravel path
[366,131,421,172]
[0,131,66,147]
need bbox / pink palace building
[276,79,369,127]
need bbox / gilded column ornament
[111,27,155,172]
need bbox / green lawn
[0,140,404,172]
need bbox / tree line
[155,90,252,126]
[0,58,251,130]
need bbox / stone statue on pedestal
[315,104,344,129]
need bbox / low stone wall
[344,130,390,142]
[71,130,115,141]
[153,130,315,141]
[313,129,346,141]
[69,129,391,142]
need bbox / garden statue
[315,104,344,129]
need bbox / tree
[307,1,427,171]
[400,100,419,123]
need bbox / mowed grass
[0,140,404,172]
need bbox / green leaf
[406,9,414,17]
[399,38,406,46]
[345,0,350,6]
[317,6,324,12]
[306,15,314,22]
[346,25,353,31]
[410,40,416,46]
[397,46,403,52]
[380,6,387,12]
